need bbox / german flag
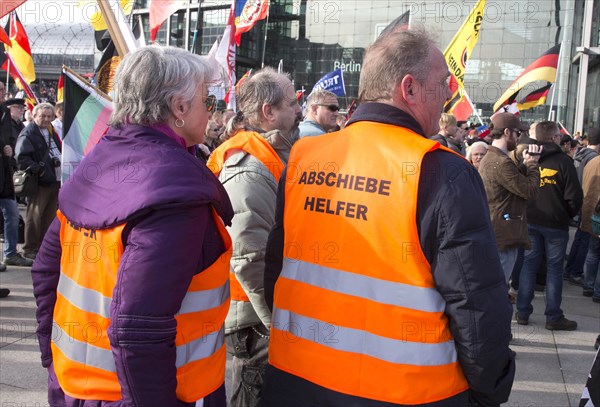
[516,83,552,111]
[2,50,37,104]
[1,12,35,85]
[494,44,560,112]
[56,73,64,103]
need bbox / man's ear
[262,103,274,121]
[399,74,418,104]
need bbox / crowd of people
[0,25,599,407]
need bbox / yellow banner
[79,0,134,31]
[443,0,486,88]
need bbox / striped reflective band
[57,272,111,318]
[273,307,457,366]
[281,258,445,313]
[175,329,224,368]
[52,323,116,372]
[58,272,229,319]
[178,281,230,315]
[53,323,225,371]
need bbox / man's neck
[491,139,509,155]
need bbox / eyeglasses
[510,129,522,137]
[204,95,217,112]
[316,104,340,112]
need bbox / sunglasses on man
[316,104,340,112]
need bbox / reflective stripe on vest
[273,307,457,366]
[207,131,284,302]
[53,323,226,370]
[280,258,445,313]
[52,209,232,402]
[269,122,469,404]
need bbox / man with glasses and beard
[299,89,340,137]
[479,113,541,284]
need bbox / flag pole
[547,43,562,121]
[5,13,12,98]
[62,65,113,101]
[190,2,201,53]
[96,0,137,57]
[4,56,10,96]
[260,7,271,68]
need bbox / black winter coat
[0,105,16,198]
[526,142,583,230]
[15,122,61,186]
[264,104,515,407]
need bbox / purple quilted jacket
[31,124,233,407]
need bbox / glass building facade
[132,0,599,133]
[6,1,596,132]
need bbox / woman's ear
[172,95,190,118]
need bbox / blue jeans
[584,235,600,298]
[0,198,20,258]
[517,224,569,322]
[565,228,590,277]
[499,248,518,284]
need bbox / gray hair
[306,89,337,109]
[466,141,489,162]
[359,28,436,103]
[32,102,55,117]
[238,67,291,126]
[109,45,214,127]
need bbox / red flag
[0,1,26,20]
[0,26,9,45]
[444,75,473,121]
[235,0,270,46]
[149,0,185,43]
[295,89,304,103]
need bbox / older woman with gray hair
[466,141,489,170]
[31,46,233,407]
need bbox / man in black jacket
[516,121,583,331]
[0,96,33,267]
[15,102,60,260]
[262,29,514,407]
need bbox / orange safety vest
[269,121,469,404]
[207,131,284,302]
[51,209,231,402]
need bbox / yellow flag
[443,0,486,89]
[79,0,134,31]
